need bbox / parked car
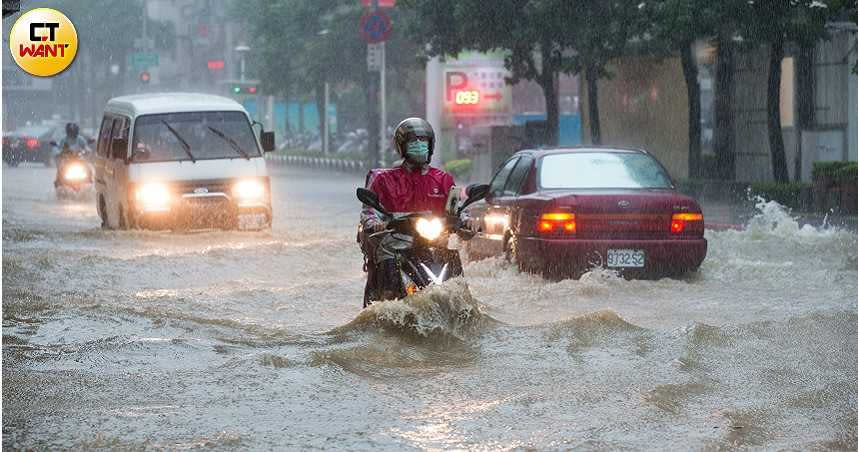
[464,147,708,279]
[94,93,275,231]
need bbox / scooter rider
[359,118,456,302]
[54,122,90,186]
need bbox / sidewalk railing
[265,154,368,173]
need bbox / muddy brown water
[3,166,858,450]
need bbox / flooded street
[3,165,858,450]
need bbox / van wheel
[98,196,109,229]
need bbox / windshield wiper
[207,126,250,160]
[161,120,195,163]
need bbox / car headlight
[232,179,265,203]
[415,217,444,241]
[63,163,88,181]
[135,183,171,212]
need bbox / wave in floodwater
[332,278,493,342]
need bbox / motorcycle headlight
[232,179,265,203]
[415,217,444,241]
[63,164,88,181]
[135,183,171,212]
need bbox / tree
[743,0,837,182]
[563,0,643,145]
[404,0,574,146]
[646,0,726,178]
[235,0,422,162]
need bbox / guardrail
[265,154,368,173]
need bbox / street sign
[359,10,392,43]
[367,42,383,71]
[130,51,158,70]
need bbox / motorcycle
[51,142,93,199]
[356,183,489,307]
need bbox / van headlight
[135,183,171,212]
[233,179,265,204]
[63,163,88,181]
[415,217,444,241]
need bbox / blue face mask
[405,140,429,164]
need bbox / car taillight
[671,212,703,234]
[539,212,576,235]
[25,138,39,149]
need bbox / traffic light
[231,83,257,95]
[139,71,150,84]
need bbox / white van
[94,93,275,230]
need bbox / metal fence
[265,154,368,173]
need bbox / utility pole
[379,40,386,165]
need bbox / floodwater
[3,165,858,450]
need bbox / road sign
[359,10,392,43]
[367,42,383,71]
[130,51,158,70]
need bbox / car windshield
[131,111,259,162]
[540,152,673,189]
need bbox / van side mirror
[261,131,275,152]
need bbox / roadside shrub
[445,159,473,181]
[812,161,850,180]
[749,181,810,209]
[833,162,858,183]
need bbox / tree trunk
[680,41,702,178]
[585,63,602,145]
[713,33,736,180]
[795,43,815,180]
[539,44,559,146]
[767,38,789,183]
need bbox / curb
[265,154,368,173]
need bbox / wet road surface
[3,164,858,450]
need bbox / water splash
[332,279,492,341]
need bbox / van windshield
[131,111,260,162]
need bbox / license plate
[607,249,645,268]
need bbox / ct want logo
[9,8,78,77]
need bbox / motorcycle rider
[54,122,90,187]
[359,118,456,303]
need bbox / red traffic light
[139,71,151,83]
[207,59,225,70]
[247,86,257,94]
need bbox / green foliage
[445,159,473,181]
[812,161,851,180]
[833,162,858,183]
[749,181,811,209]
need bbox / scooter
[52,143,93,199]
[356,183,489,307]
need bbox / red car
[465,147,707,278]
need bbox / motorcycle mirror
[356,188,390,217]
[458,183,490,213]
